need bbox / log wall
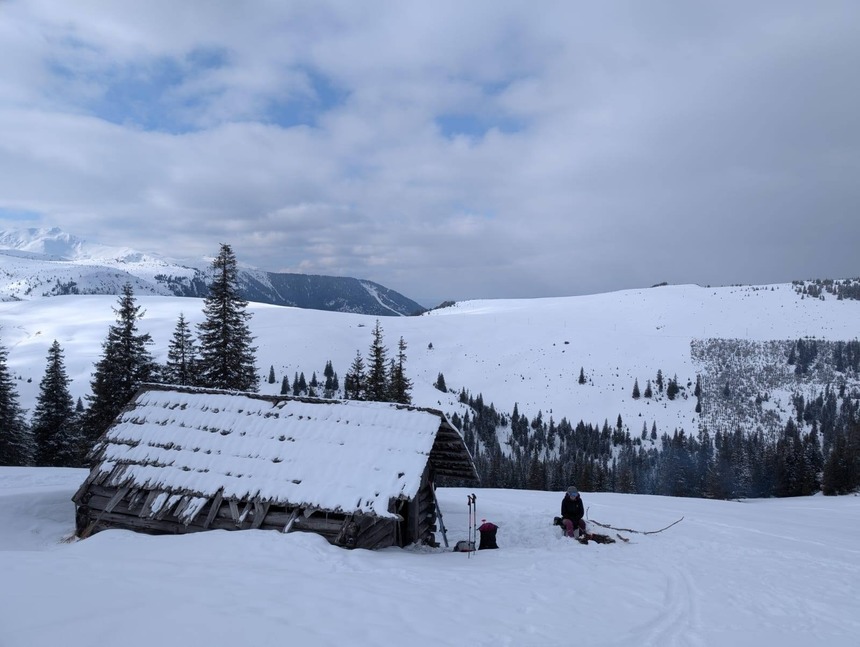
[75,484,400,550]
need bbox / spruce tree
[365,320,389,401]
[197,244,258,392]
[32,340,81,466]
[643,379,653,399]
[82,283,157,448]
[578,367,586,385]
[344,351,366,400]
[632,378,641,399]
[268,365,276,384]
[435,372,447,393]
[388,336,413,404]
[163,313,198,386]
[667,375,679,400]
[0,339,32,466]
[280,375,290,395]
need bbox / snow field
[2,467,859,647]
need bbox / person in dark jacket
[560,486,588,539]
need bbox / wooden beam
[203,491,223,529]
[283,508,300,533]
[104,486,130,513]
[228,500,240,524]
[251,502,270,529]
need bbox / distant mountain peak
[0,227,425,315]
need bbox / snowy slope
[1,466,858,647]
[0,227,425,315]
[1,282,859,439]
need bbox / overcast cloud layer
[1,1,858,305]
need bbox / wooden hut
[72,384,478,549]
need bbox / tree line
[442,385,860,498]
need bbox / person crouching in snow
[561,486,588,539]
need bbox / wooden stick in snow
[586,508,684,535]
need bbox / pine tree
[344,351,366,400]
[632,378,641,399]
[388,336,413,404]
[0,340,32,466]
[163,313,198,386]
[435,372,448,393]
[280,374,290,395]
[578,367,586,385]
[656,369,664,392]
[196,243,258,392]
[32,340,81,466]
[643,379,653,399]
[667,375,679,400]
[268,365,276,384]
[365,320,389,402]
[82,283,157,448]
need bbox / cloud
[1,1,859,306]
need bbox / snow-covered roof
[86,385,477,519]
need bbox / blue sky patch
[0,207,42,221]
[263,69,348,128]
[49,45,232,133]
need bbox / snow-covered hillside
[0,227,425,316]
[0,227,200,300]
[1,282,858,439]
[1,466,858,647]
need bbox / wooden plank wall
[75,484,398,550]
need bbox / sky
[2,468,859,647]
[1,1,859,306]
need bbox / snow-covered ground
[3,282,860,437]
[1,467,858,647]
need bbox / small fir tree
[82,283,157,448]
[268,365,276,384]
[388,336,413,404]
[0,340,32,466]
[32,340,82,466]
[344,351,367,400]
[632,378,641,399]
[578,367,586,385]
[163,313,198,386]
[365,320,389,402]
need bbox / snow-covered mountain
[1,280,859,442]
[0,228,424,316]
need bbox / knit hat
[567,486,578,496]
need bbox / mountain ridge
[0,227,425,316]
